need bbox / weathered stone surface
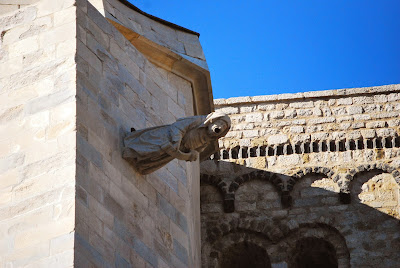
[204,84,400,268]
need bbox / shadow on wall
[200,160,400,268]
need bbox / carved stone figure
[122,112,231,174]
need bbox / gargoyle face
[208,119,229,138]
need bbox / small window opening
[395,137,400,148]
[321,141,328,152]
[312,142,319,152]
[357,139,364,150]
[287,144,293,155]
[367,140,373,149]
[304,142,310,153]
[376,138,383,149]
[349,140,356,150]
[250,147,257,157]
[267,147,274,156]
[329,141,336,152]
[385,137,393,148]
[259,146,266,157]
[295,144,301,154]
[241,147,248,158]
[231,147,239,159]
[339,141,345,152]
[277,146,284,156]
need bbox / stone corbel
[122,112,231,175]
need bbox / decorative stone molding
[210,135,400,161]
[201,163,400,212]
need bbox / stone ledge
[215,84,400,106]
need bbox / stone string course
[201,84,400,267]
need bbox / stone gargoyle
[122,112,231,174]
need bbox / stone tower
[0,0,214,266]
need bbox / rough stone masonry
[201,84,400,267]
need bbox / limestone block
[183,42,205,60]
[277,154,301,166]
[297,109,313,117]
[289,101,313,108]
[366,121,386,128]
[353,114,371,121]
[308,117,335,125]
[284,109,297,119]
[332,107,347,116]
[376,128,396,137]
[225,96,251,104]
[245,113,263,123]
[311,132,329,141]
[0,5,19,15]
[347,106,363,115]
[53,6,76,27]
[291,134,310,144]
[240,105,255,113]
[290,126,304,134]
[0,6,36,32]
[257,104,275,111]
[39,21,76,47]
[351,122,364,129]
[242,130,258,138]
[268,134,288,145]
[353,96,373,104]
[348,130,362,140]
[337,97,353,105]
[270,111,284,119]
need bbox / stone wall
[0,0,40,15]
[75,1,204,267]
[1,0,209,267]
[0,0,76,266]
[201,84,400,267]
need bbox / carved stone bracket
[123,112,231,174]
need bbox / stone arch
[289,167,340,206]
[203,219,350,268]
[347,163,400,184]
[290,166,336,191]
[200,173,227,194]
[200,173,234,213]
[227,171,283,211]
[229,170,282,192]
[289,237,338,268]
[338,163,400,197]
[284,224,350,268]
[215,233,272,268]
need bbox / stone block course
[204,84,400,268]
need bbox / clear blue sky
[129,0,400,98]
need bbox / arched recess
[284,224,350,268]
[347,163,400,186]
[200,173,234,213]
[290,167,341,206]
[202,220,350,268]
[348,166,400,219]
[290,166,336,191]
[205,231,273,268]
[289,237,338,268]
[219,240,272,268]
[228,171,285,211]
[339,163,400,204]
